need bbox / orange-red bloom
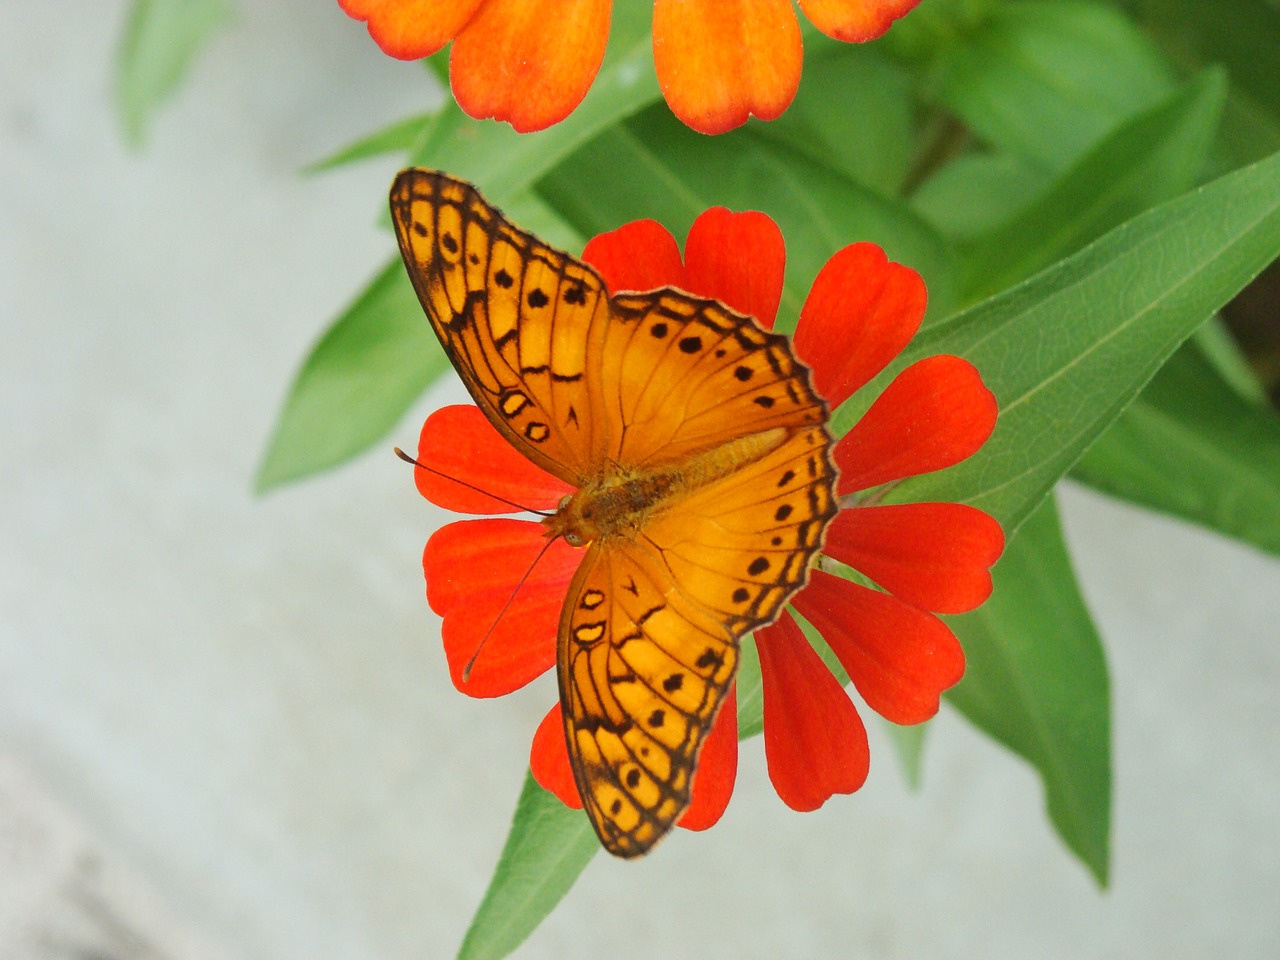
[338,0,922,134]
[412,208,1003,831]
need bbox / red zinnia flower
[337,0,922,134]
[412,207,1003,833]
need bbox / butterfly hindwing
[558,424,837,857]
[559,540,739,858]
[641,426,839,632]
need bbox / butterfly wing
[560,425,838,858]
[390,168,611,482]
[393,170,828,480]
[593,290,830,467]
[557,540,736,857]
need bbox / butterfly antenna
[461,534,559,683]
[393,447,553,517]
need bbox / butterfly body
[392,169,839,857]
[544,426,790,548]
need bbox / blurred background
[2,2,1278,958]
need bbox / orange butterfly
[391,169,839,857]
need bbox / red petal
[416,405,574,514]
[824,503,1005,614]
[450,0,611,132]
[798,0,921,42]
[677,686,738,830]
[757,614,868,811]
[338,0,484,60]
[683,208,785,329]
[835,355,997,494]
[424,519,578,696]
[581,220,687,294]
[652,0,803,135]
[793,243,926,409]
[791,570,964,725]
[531,702,584,809]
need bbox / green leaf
[947,494,1111,883]
[540,109,954,323]
[457,771,599,960]
[409,5,660,203]
[735,636,764,740]
[874,148,1280,537]
[933,0,1176,171]
[115,0,232,146]
[1190,315,1270,405]
[883,721,928,790]
[1218,87,1280,173]
[1129,0,1280,170]
[958,69,1226,303]
[756,43,915,195]
[303,113,437,175]
[1132,0,1280,121]
[256,260,446,491]
[1071,338,1280,556]
[910,151,1048,241]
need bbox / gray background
[2,3,1278,958]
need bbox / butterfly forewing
[391,169,610,482]
[596,291,829,468]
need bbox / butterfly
[390,169,839,857]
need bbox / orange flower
[337,0,922,134]
[411,207,1002,836]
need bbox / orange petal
[677,686,738,830]
[824,503,1005,614]
[423,518,578,696]
[794,242,927,408]
[791,571,965,725]
[683,208,786,329]
[531,702,584,808]
[450,0,612,132]
[337,0,486,60]
[416,404,574,514]
[757,614,868,811]
[798,0,921,43]
[581,219,687,293]
[835,355,997,494]
[652,0,803,135]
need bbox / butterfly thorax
[543,427,790,548]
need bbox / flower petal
[793,243,926,409]
[824,503,1005,614]
[338,0,485,60]
[791,570,964,725]
[581,219,687,294]
[531,702,584,809]
[450,0,611,132]
[424,518,578,696]
[652,0,803,135]
[416,404,574,513]
[798,0,921,43]
[677,686,738,830]
[835,355,997,494]
[683,208,786,328]
[757,613,868,811]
